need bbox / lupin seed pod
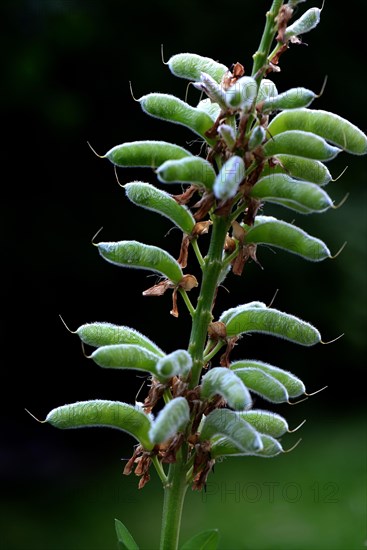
[45,400,153,450]
[232,367,289,403]
[218,123,237,149]
[124,182,195,234]
[196,98,221,121]
[96,240,183,284]
[89,344,161,376]
[238,410,289,437]
[221,302,321,346]
[261,87,317,112]
[242,215,331,262]
[157,156,216,190]
[219,301,267,326]
[225,76,258,110]
[213,155,245,201]
[210,433,283,458]
[200,367,253,410]
[156,349,192,379]
[231,359,305,398]
[167,52,228,83]
[75,322,165,356]
[260,155,332,186]
[105,140,192,168]
[149,397,190,444]
[139,93,215,141]
[248,125,266,151]
[250,174,333,214]
[199,409,263,453]
[256,78,278,103]
[267,108,367,155]
[284,8,321,41]
[193,72,228,110]
[263,130,341,161]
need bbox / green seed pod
[156,157,216,190]
[250,174,333,214]
[225,76,258,110]
[268,108,367,155]
[97,240,183,284]
[231,359,305,398]
[193,71,228,109]
[45,400,153,450]
[257,78,278,103]
[284,8,321,41]
[211,433,283,458]
[260,155,332,186]
[199,409,263,453]
[149,397,190,444]
[232,367,289,403]
[167,52,228,83]
[213,155,245,201]
[248,125,266,151]
[139,93,215,141]
[200,367,252,410]
[219,301,267,325]
[196,98,221,122]
[75,322,165,356]
[221,302,321,346]
[89,344,161,376]
[105,140,192,168]
[124,182,195,234]
[262,87,317,112]
[238,410,289,437]
[243,215,331,262]
[156,349,192,379]
[218,123,237,149]
[263,130,341,161]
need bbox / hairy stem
[159,452,189,550]
[188,215,229,388]
[251,0,284,83]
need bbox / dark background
[1,1,366,549]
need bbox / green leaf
[181,529,220,550]
[115,519,139,550]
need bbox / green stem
[191,238,205,268]
[188,215,230,388]
[152,455,168,485]
[179,288,195,317]
[203,340,225,363]
[159,455,189,550]
[251,0,284,83]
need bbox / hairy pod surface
[89,344,161,376]
[75,322,165,356]
[257,78,278,102]
[242,215,331,261]
[263,130,341,161]
[200,367,253,410]
[139,93,215,141]
[196,98,222,121]
[157,157,216,189]
[231,360,305,398]
[156,349,192,379]
[105,140,192,168]
[221,303,321,345]
[232,367,289,403]
[213,155,245,201]
[225,76,258,110]
[167,52,228,83]
[200,409,263,453]
[250,174,333,213]
[248,126,266,151]
[261,87,317,112]
[284,8,321,41]
[211,433,283,458]
[46,400,153,450]
[124,182,195,234]
[268,109,367,155]
[149,397,190,444]
[260,155,332,186]
[238,410,289,437]
[97,240,183,283]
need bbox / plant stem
[188,215,229,388]
[159,453,189,550]
[251,0,284,83]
